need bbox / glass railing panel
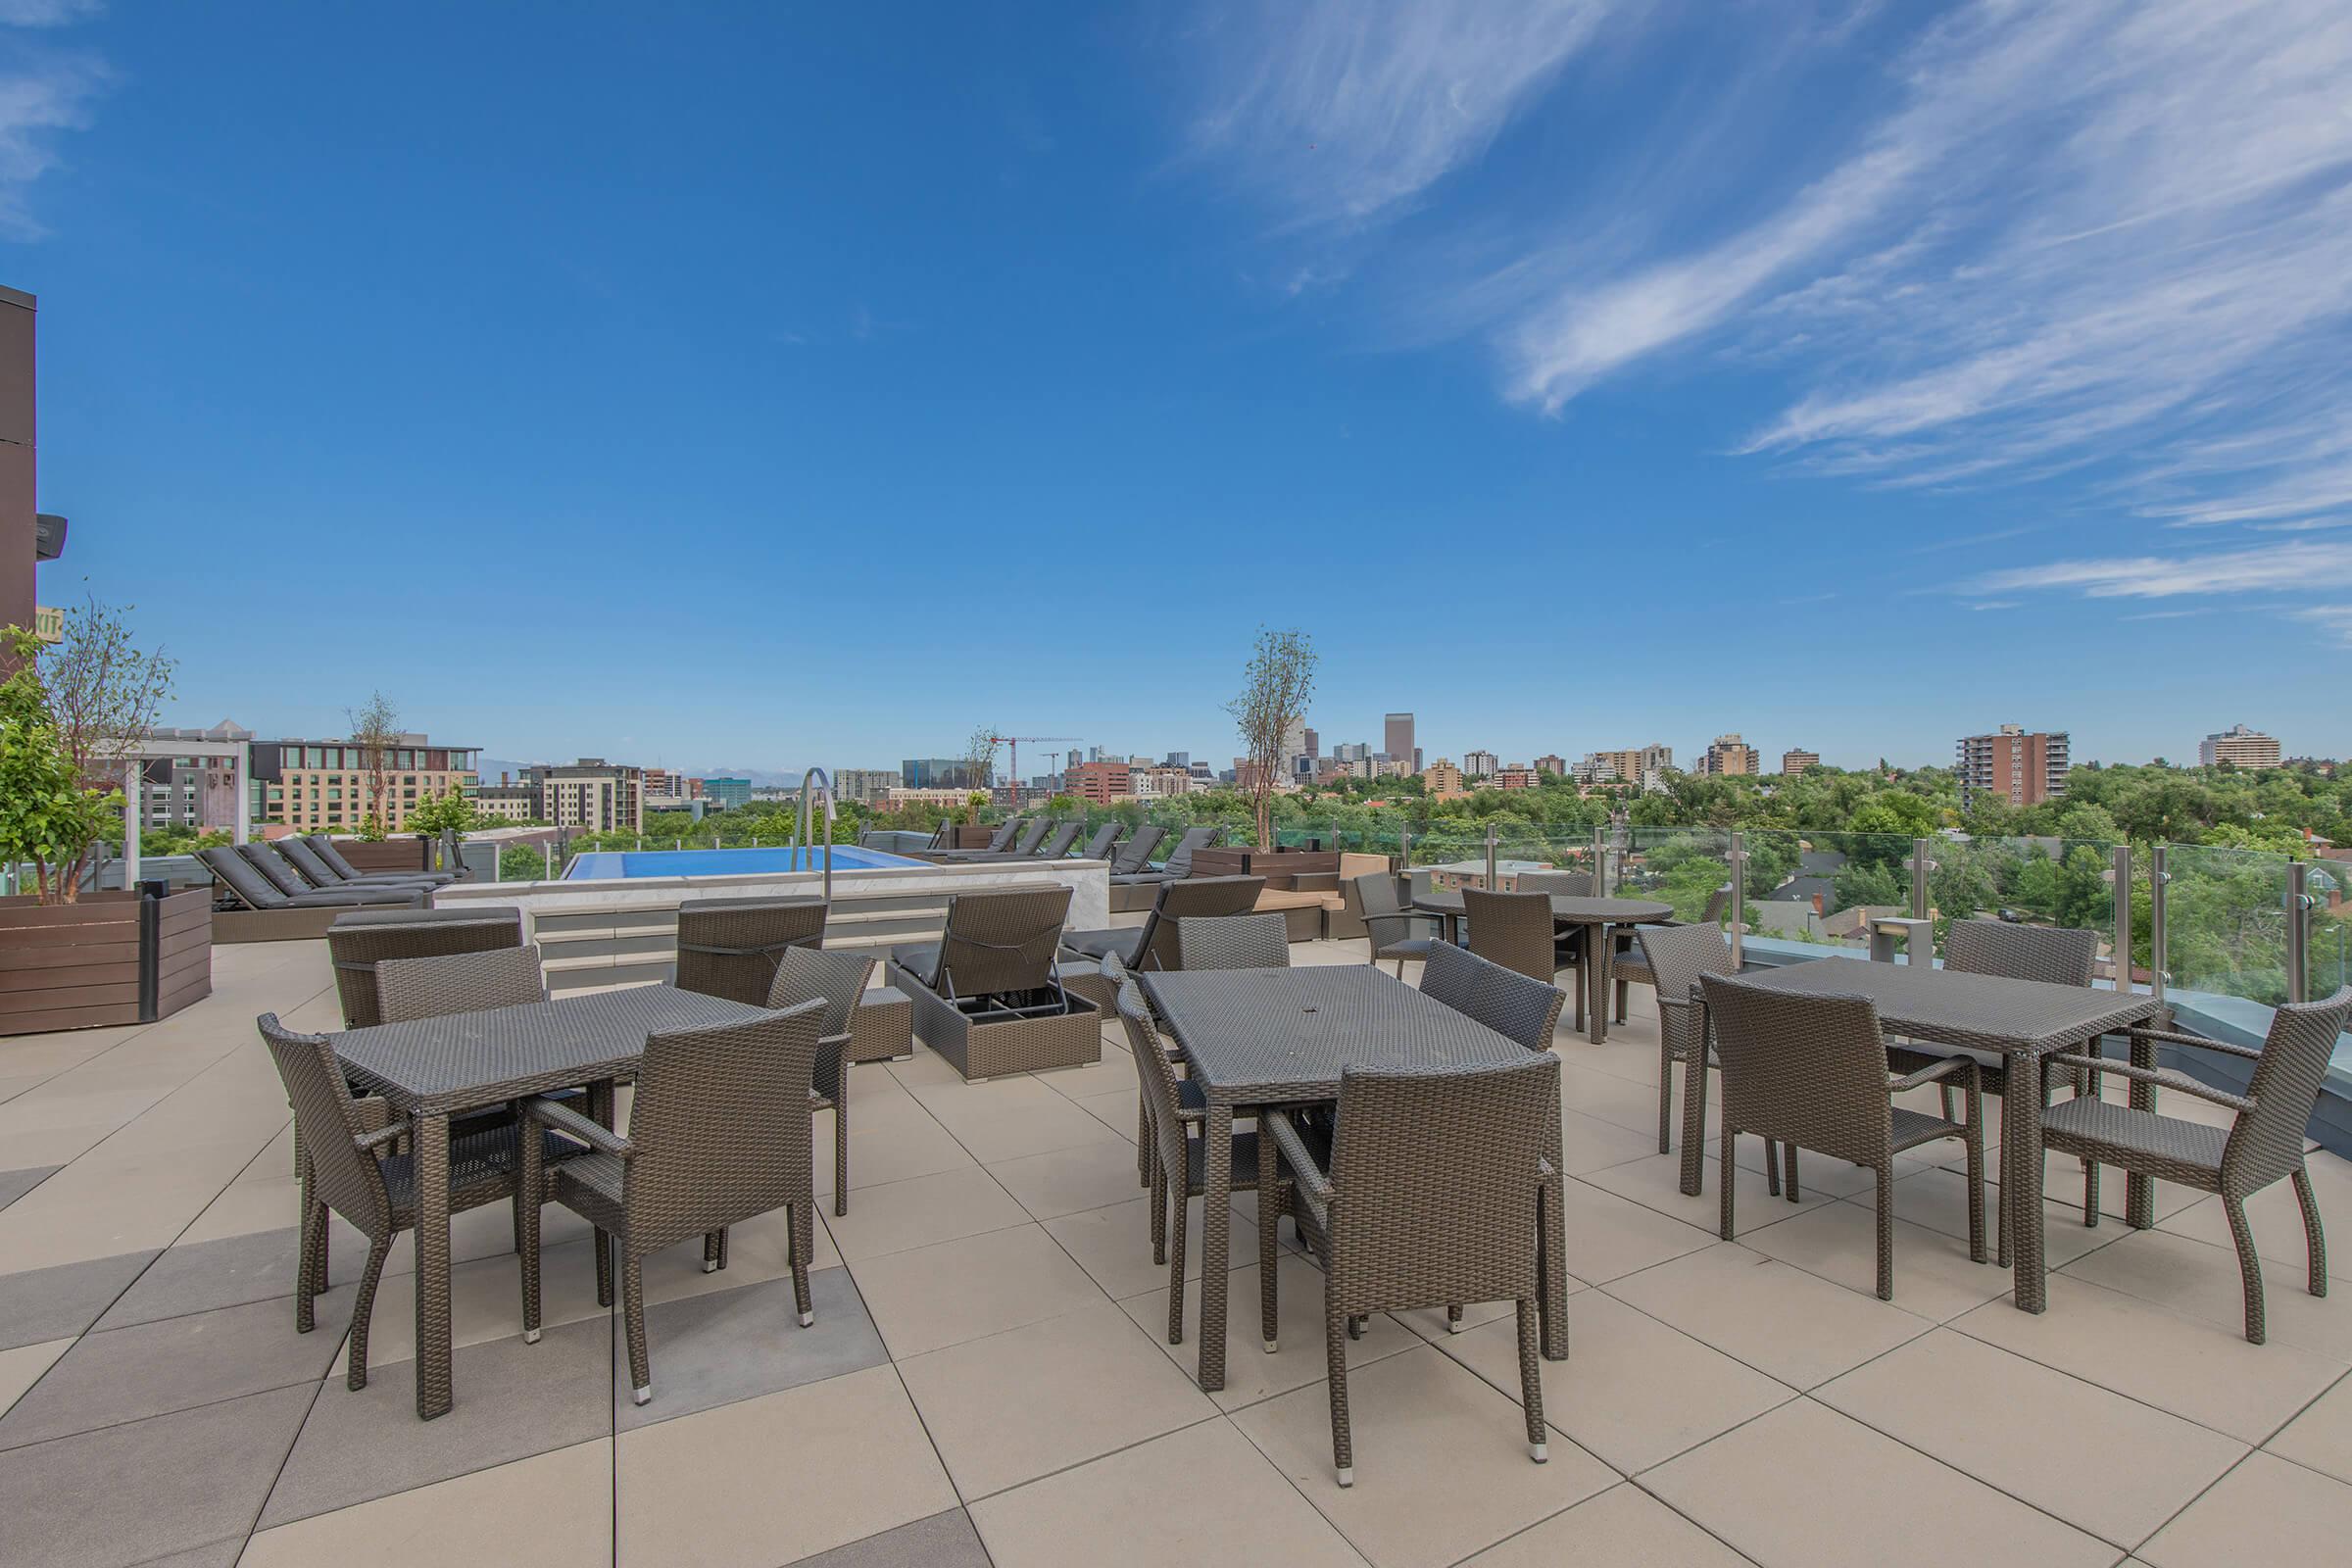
[1736,830,1917,956]
[2164,845,2293,1009]
[1622,827,1735,926]
[1928,834,2123,979]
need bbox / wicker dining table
[332,984,771,1419]
[1693,959,2160,1313]
[1139,964,1572,1393]
[1411,891,1675,1045]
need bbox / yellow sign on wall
[32,604,63,643]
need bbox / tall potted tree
[0,622,211,1034]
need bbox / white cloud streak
[1975,541,2352,600]
[0,4,103,238]
[1187,0,1614,229]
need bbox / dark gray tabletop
[1719,960,2159,1054]
[1412,892,1675,926]
[1140,965,1533,1106]
[334,985,771,1115]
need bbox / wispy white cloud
[0,1,104,238]
[2293,605,2352,646]
[1974,540,2352,600]
[1186,0,1615,229]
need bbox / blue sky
[11,1,2349,775]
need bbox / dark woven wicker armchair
[2043,986,2352,1343]
[1106,957,1279,1347]
[1461,889,1583,1030]
[326,907,524,1029]
[1885,917,2099,1262]
[1262,1054,1560,1487]
[519,999,829,1405]
[1608,885,1730,1022]
[671,897,829,1004]
[1354,871,1441,977]
[259,1012,564,1391]
[1175,911,1291,970]
[1637,923,1740,1194]
[1417,940,1565,1053]
[768,946,877,1217]
[1701,974,1985,1298]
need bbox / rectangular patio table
[1697,959,2159,1313]
[333,984,771,1419]
[1140,964,1571,1392]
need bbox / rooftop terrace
[4,922,2351,1567]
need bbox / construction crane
[986,734,1083,799]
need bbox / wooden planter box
[1190,847,1341,891]
[0,887,213,1036]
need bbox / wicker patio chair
[1261,1054,1559,1486]
[1608,886,1730,1022]
[1060,875,1267,972]
[1106,825,1166,876]
[259,1012,564,1391]
[1885,918,2099,1262]
[769,946,877,1218]
[2041,986,2352,1343]
[1106,957,1278,1347]
[376,943,547,1023]
[1638,923,1743,1194]
[519,999,829,1404]
[671,897,828,1004]
[1355,871,1442,977]
[1175,911,1292,971]
[326,906,524,1028]
[1417,940,1565,1053]
[1462,890,1582,1029]
[1701,973,1985,1298]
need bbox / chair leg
[1516,1298,1547,1463]
[1446,1303,1464,1334]
[1784,1144,1801,1202]
[833,1097,850,1218]
[1166,1178,1189,1346]
[790,1201,814,1326]
[1569,962,1584,1034]
[1962,1103,1986,1265]
[2083,1154,2102,1228]
[345,1238,391,1391]
[1763,1133,1781,1199]
[1327,1301,1354,1487]
[2292,1166,2328,1297]
[621,1255,651,1403]
[297,1195,327,1334]
[1614,974,1628,1025]
[703,1230,726,1273]
[594,1230,613,1307]
[1679,1051,1709,1197]
[1138,1098,1152,1187]
[1874,1165,1895,1301]
[1150,1157,1168,1264]
[1720,1129,1739,1241]
[2224,1195,2267,1346]
[1258,1173,1283,1353]
[1657,1032,1674,1154]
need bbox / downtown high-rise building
[1385,713,1421,773]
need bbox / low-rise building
[473,783,537,821]
[886,786,972,810]
[1423,760,1467,800]
[526,760,644,833]
[835,767,900,805]
[702,776,752,809]
[252,731,480,835]
[1066,760,1134,805]
[1534,754,1567,777]
[1492,766,1540,790]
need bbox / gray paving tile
[0,1383,313,1568]
[96,1227,308,1330]
[0,1292,354,1450]
[787,1506,991,1567]
[615,1265,887,1431]
[125,1543,244,1568]
[258,1312,612,1528]
[0,1163,58,1211]
[0,1250,161,1351]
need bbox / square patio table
[1140,964,1571,1392]
[333,984,771,1418]
[1698,959,2159,1313]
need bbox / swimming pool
[564,845,924,880]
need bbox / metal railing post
[1910,838,1933,920]
[1592,825,1607,894]
[1484,821,1498,889]
[2149,844,2169,1012]
[543,842,554,880]
[1728,831,1746,968]
[2288,861,2312,1004]
[2110,845,2132,996]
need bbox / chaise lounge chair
[1105,825,1166,876]
[1059,875,1267,972]
[931,817,1038,862]
[199,846,427,912]
[306,834,459,888]
[887,885,1101,1078]
[1073,822,1122,861]
[277,835,451,893]
[1111,825,1219,886]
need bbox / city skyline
[12,5,2349,768]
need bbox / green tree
[0,627,126,905]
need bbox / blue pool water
[564,845,923,880]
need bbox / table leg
[1588,924,1610,1045]
[2005,1051,2050,1313]
[413,1109,453,1419]
[1198,1104,1233,1392]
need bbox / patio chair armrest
[350,1095,394,1136]
[1261,1110,1334,1206]
[2047,1054,2256,1113]
[1890,1054,1977,1094]
[523,1095,635,1156]
[2127,1023,2262,1060]
[354,1121,406,1153]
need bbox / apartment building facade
[1385,713,1422,774]
[1957,725,2069,808]
[2199,724,2281,769]
[1462,749,1499,778]
[1065,760,1134,805]
[527,760,644,832]
[251,732,480,834]
[1423,760,1467,801]
[1699,734,1759,776]
[1781,749,1821,776]
[835,767,899,805]
[1575,745,1674,791]
[1534,754,1567,777]
[702,776,752,808]
[130,723,254,835]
